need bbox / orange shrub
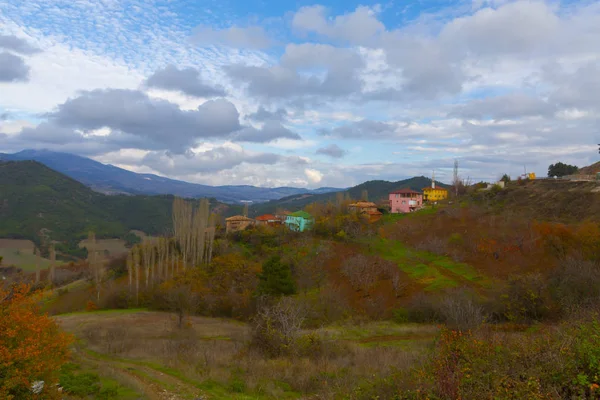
[0,284,73,399]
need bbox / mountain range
[0,150,342,204]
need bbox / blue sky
[1,0,599,188]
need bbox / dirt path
[73,347,204,400]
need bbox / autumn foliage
[0,284,73,399]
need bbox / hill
[0,160,240,243]
[578,161,600,175]
[250,176,449,215]
[0,149,342,203]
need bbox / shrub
[250,297,305,357]
[500,273,553,323]
[437,288,485,331]
[448,233,464,246]
[0,284,73,399]
[405,293,442,323]
[550,257,600,313]
[417,317,600,399]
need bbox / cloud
[18,122,85,144]
[0,34,40,55]
[304,168,324,184]
[322,120,398,139]
[232,121,301,143]
[247,106,288,122]
[316,143,347,158]
[451,93,556,120]
[193,25,273,49]
[47,89,241,152]
[141,146,282,174]
[440,1,560,58]
[145,65,226,98]
[0,52,30,82]
[225,44,364,99]
[292,5,384,45]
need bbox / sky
[1,0,599,188]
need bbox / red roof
[256,214,276,221]
[390,188,422,194]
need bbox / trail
[73,347,205,400]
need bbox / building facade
[422,187,448,202]
[255,214,282,227]
[284,211,314,232]
[348,201,382,222]
[389,189,423,213]
[225,216,255,233]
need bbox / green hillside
[251,176,449,215]
[0,161,239,243]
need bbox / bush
[250,297,305,357]
[448,233,464,246]
[417,317,600,399]
[59,363,101,396]
[437,288,485,331]
[0,284,72,399]
[550,257,600,313]
[405,293,442,323]
[500,273,553,323]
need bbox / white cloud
[304,168,324,184]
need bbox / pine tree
[257,256,296,296]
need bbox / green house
[284,211,314,232]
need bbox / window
[402,200,406,204]
[395,194,398,198]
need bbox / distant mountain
[0,150,343,203]
[250,176,450,215]
[0,160,242,242]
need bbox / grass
[0,247,59,272]
[367,238,486,291]
[79,238,128,257]
[56,307,149,317]
[55,310,425,400]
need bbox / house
[348,201,378,213]
[348,201,382,222]
[422,172,448,202]
[284,211,314,232]
[225,215,255,233]
[255,214,282,227]
[389,189,423,213]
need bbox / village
[225,176,450,233]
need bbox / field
[78,238,128,257]
[0,238,59,272]
[55,309,437,399]
[368,238,490,291]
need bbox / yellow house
[422,171,448,202]
[423,187,448,202]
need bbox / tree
[500,174,511,183]
[163,283,201,329]
[257,256,296,296]
[0,284,72,399]
[548,162,578,178]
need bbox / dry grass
[78,238,128,257]
[56,310,430,399]
[0,238,35,251]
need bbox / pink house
[389,189,423,213]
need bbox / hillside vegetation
[0,161,240,243]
